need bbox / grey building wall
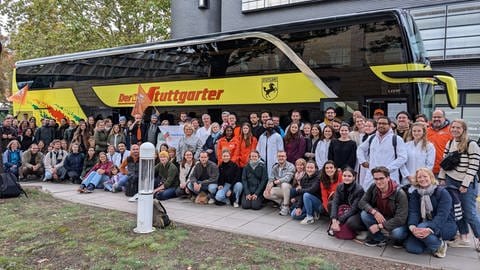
[220,0,461,32]
[171,0,222,39]
[433,61,480,90]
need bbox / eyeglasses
[373,177,386,181]
[377,122,389,125]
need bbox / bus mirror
[434,75,458,109]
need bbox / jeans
[81,172,108,188]
[117,174,129,191]
[155,188,177,200]
[446,175,480,238]
[290,193,322,220]
[405,222,457,254]
[187,181,218,196]
[360,211,408,242]
[215,182,243,203]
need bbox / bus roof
[16,9,405,68]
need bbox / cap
[158,151,169,158]
[119,116,126,122]
[374,109,384,115]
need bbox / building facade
[171,0,480,138]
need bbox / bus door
[365,97,408,120]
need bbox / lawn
[0,188,427,269]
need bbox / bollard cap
[139,142,156,159]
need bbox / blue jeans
[291,193,322,220]
[117,174,129,191]
[446,175,480,237]
[360,211,408,242]
[405,222,457,254]
[187,181,218,196]
[215,182,243,203]
[81,172,108,188]
[155,188,177,200]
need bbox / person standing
[438,119,480,251]
[256,119,284,178]
[427,109,453,176]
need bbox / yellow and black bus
[12,9,457,124]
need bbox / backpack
[152,199,171,229]
[125,175,138,197]
[0,173,27,198]
[367,133,397,159]
[333,204,356,240]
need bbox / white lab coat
[256,131,284,178]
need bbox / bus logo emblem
[262,77,278,101]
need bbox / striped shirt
[438,140,480,187]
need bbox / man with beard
[427,109,452,176]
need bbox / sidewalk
[25,182,480,270]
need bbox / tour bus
[12,9,458,125]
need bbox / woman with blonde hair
[400,122,435,185]
[438,119,480,251]
[176,123,203,162]
[405,168,457,257]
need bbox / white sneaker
[447,238,470,248]
[208,198,215,205]
[128,193,139,202]
[279,205,289,216]
[434,240,447,258]
[355,231,368,241]
[300,216,314,225]
[233,202,239,208]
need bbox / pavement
[23,182,480,270]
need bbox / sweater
[189,160,219,186]
[328,139,357,169]
[438,139,480,187]
[154,161,179,189]
[218,161,241,186]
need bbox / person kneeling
[241,151,268,210]
[404,168,457,258]
[359,166,408,247]
[153,151,179,200]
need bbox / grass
[0,188,339,269]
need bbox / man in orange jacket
[426,109,452,176]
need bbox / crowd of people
[1,107,480,257]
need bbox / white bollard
[134,142,156,234]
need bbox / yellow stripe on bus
[92,72,328,107]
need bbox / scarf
[415,185,436,221]
[249,159,261,170]
[211,131,222,141]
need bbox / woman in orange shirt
[319,160,343,213]
[235,123,258,168]
[216,126,239,165]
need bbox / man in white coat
[257,119,284,178]
[357,116,407,190]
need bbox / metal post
[134,142,156,234]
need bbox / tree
[0,36,15,103]
[0,0,171,60]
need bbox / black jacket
[64,152,85,175]
[293,171,320,209]
[330,182,364,222]
[218,161,241,186]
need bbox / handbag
[333,204,356,240]
[440,141,461,171]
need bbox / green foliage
[0,0,171,60]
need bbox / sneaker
[77,184,86,193]
[233,202,239,208]
[86,184,95,193]
[447,238,470,248]
[279,205,289,216]
[392,240,404,249]
[300,216,315,225]
[355,231,368,241]
[208,198,215,205]
[434,240,447,258]
[128,193,139,202]
[364,238,387,247]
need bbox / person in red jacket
[235,123,258,168]
[319,160,343,213]
[216,126,239,165]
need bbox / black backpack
[125,175,138,197]
[0,173,27,198]
[152,199,172,229]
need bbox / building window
[242,0,320,12]
[410,2,480,61]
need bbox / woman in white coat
[315,125,335,170]
[400,122,435,185]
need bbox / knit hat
[374,109,384,115]
[159,151,169,158]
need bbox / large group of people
[1,107,480,257]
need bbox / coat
[399,141,435,182]
[242,161,268,196]
[235,136,258,168]
[256,131,284,178]
[154,161,179,189]
[216,137,239,165]
[330,182,364,223]
[357,130,407,189]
